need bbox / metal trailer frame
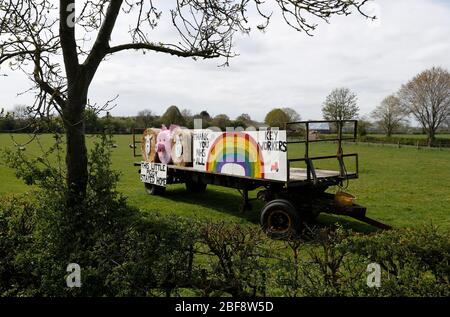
[132,120,391,237]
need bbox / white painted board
[192,129,287,182]
[140,162,168,187]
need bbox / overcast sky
[1,0,450,122]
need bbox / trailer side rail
[285,120,359,185]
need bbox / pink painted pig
[156,124,178,164]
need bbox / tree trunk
[427,129,435,147]
[64,91,88,204]
[386,129,392,138]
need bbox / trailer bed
[147,163,354,184]
[289,167,340,181]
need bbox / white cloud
[1,0,450,122]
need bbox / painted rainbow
[206,132,265,178]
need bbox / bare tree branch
[83,0,124,77]
[59,0,79,81]
[108,42,220,58]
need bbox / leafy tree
[322,88,359,121]
[181,109,192,118]
[197,110,212,122]
[136,109,156,128]
[160,105,185,127]
[282,107,301,122]
[372,94,408,137]
[398,67,450,146]
[211,114,231,130]
[236,113,251,123]
[265,108,290,129]
[199,111,211,119]
[181,109,194,128]
[193,110,212,128]
[232,113,252,129]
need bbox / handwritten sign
[193,130,211,167]
[193,130,287,181]
[140,162,167,187]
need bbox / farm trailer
[132,120,391,238]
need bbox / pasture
[0,133,449,231]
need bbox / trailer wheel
[145,183,166,195]
[260,199,302,239]
[185,180,207,193]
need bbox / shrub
[100,213,199,297]
[275,224,450,297]
[0,194,200,296]
[0,195,40,296]
[194,221,273,297]
[276,225,367,297]
[351,225,450,296]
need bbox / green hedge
[2,192,449,297]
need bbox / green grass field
[1,133,449,231]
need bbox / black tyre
[260,199,302,239]
[185,180,207,193]
[145,183,166,195]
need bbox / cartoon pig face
[156,125,179,164]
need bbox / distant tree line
[0,105,302,134]
[2,66,449,142]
